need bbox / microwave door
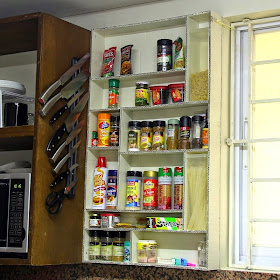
[0,178,10,247]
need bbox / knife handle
[50,141,67,164]
[39,80,62,105]
[50,169,70,188]
[49,104,68,124]
[39,93,61,117]
[46,123,67,153]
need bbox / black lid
[157,39,173,45]
[153,120,166,127]
[180,116,191,127]
[111,115,120,122]
[141,121,153,128]
[108,170,118,176]
[128,121,141,127]
[89,230,100,238]
[114,231,126,239]
[192,115,204,122]
[127,170,142,177]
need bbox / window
[230,17,280,270]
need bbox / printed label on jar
[202,128,209,146]
[113,243,124,257]
[180,126,190,138]
[89,243,101,257]
[141,132,152,150]
[91,138,98,147]
[174,184,183,209]
[89,218,101,227]
[108,89,119,107]
[152,89,161,105]
[157,54,171,65]
[101,243,113,257]
[143,179,158,207]
[126,179,140,207]
[152,131,164,150]
[106,180,117,207]
[110,130,119,145]
[128,130,140,150]
[98,120,110,146]
[158,184,171,209]
[167,128,175,138]
[171,88,183,102]
[135,89,149,105]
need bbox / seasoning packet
[120,45,133,75]
[101,46,117,77]
[173,37,184,69]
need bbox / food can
[98,113,111,146]
[101,213,120,228]
[137,240,157,263]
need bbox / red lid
[100,213,120,216]
[168,83,185,88]
[150,85,168,90]
[97,157,107,168]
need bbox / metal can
[143,171,158,210]
[101,213,120,228]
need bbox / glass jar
[125,171,142,210]
[89,213,101,228]
[108,79,120,108]
[179,116,191,149]
[152,120,166,150]
[158,167,172,210]
[128,121,141,151]
[169,83,184,103]
[100,231,113,261]
[166,119,179,150]
[112,231,125,262]
[135,81,149,106]
[143,171,158,210]
[157,39,172,71]
[191,115,204,149]
[140,121,153,151]
[110,115,120,146]
[89,230,101,260]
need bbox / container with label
[166,119,179,150]
[179,116,191,149]
[110,115,120,146]
[191,115,204,149]
[174,167,184,209]
[101,213,120,228]
[128,121,141,151]
[140,121,153,151]
[143,171,158,210]
[108,79,120,108]
[125,171,142,210]
[150,85,169,105]
[91,131,98,147]
[89,230,101,260]
[124,241,131,262]
[98,113,111,146]
[106,170,118,209]
[100,231,113,261]
[169,83,184,103]
[112,231,125,262]
[137,240,157,263]
[158,167,172,210]
[202,110,208,149]
[135,81,149,106]
[152,120,165,150]
[157,39,172,71]
[89,213,101,228]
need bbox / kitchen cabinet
[0,12,90,265]
[83,11,229,270]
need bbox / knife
[39,70,89,117]
[50,163,78,188]
[49,88,85,124]
[53,141,81,174]
[46,92,89,153]
[38,53,90,105]
[50,120,85,163]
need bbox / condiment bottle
[89,213,101,228]
[110,115,120,146]
[89,230,101,260]
[202,110,208,149]
[108,79,120,108]
[128,121,141,151]
[179,116,191,149]
[174,167,184,209]
[91,131,98,147]
[125,171,142,210]
[112,231,125,262]
[152,120,166,150]
[140,121,153,151]
[166,119,179,150]
[124,241,131,262]
[98,113,111,146]
[143,171,158,210]
[106,170,118,210]
[135,81,149,106]
[158,167,172,210]
[92,157,108,210]
[100,231,113,261]
[191,115,204,149]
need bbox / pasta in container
[190,70,209,101]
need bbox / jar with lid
[100,231,113,261]
[143,171,158,210]
[101,213,120,228]
[169,83,184,103]
[152,121,166,150]
[166,119,179,150]
[89,230,101,260]
[191,115,204,149]
[91,131,98,147]
[108,79,120,108]
[106,170,118,209]
[89,213,101,228]
[125,171,142,210]
[110,115,120,146]
[150,85,169,105]
[112,231,126,262]
[158,167,172,210]
[157,39,172,71]
[140,121,153,151]
[135,81,149,106]
[128,121,141,151]
[179,116,191,149]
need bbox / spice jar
[110,115,120,146]
[158,167,172,210]
[191,115,204,149]
[150,85,169,105]
[179,116,191,149]
[108,79,120,108]
[112,231,125,262]
[135,81,149,106]
[106,170,118,209]
[125,171,142,210]
[100,231,113,261]
[140,121,153,151]
[152,121,166,150]
[169,83,184,103]
[174,167,184,209]
[89,230,101,260]
[128,121,141,151]
[157,39,172,71]
[91,131,98,147]
[89,213,101,228]
[166,119,179,150]
[143,171,158,210]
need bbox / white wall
[64,0,280,30]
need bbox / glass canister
[89,230,101,260]
[158,167,172,210]
[191,115,204,149]
[89,213,101,228]
[179,116,191,149]
[152,120,166,150]
[137,240,157,263]
[108,79,120,108]
[112,231,125,262]
[140,121,153,151]
[169,83,184,103]
[135,81,149,106]
[127,121,141,151]
[166,119,179,150]
[143,171,158,210]
[125,171,142,210]
[100,231,113,261]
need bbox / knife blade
[53,141,81,174]
[46,92,89,153]
[49,88,85,124]
[50,163,78,188]
[49,120,85,163]
[39,70,89,117]
[38,53,90,105]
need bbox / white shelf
[88,146,119,150]
[86,208,183,213]
[120,149,208,156]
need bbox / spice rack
[83,11,228,270]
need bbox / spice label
[202,128,209,146]
[89,218,101,227]
[143,179,158,207]
[135,89,149,104]
[180,126,190,138]
[167,128,175,137]
[171,88,182,102]
[89,243,101,256]
[152,132,164,149]
[113,243,124,257]
[128,130,140,150]
[152,89,161,105]
[98,120,110,146]
[101,243,113,257]
[126,179,140,207]
[110,130,119,145]
[174,184,183,209]
[124,246,131,262]
[174,175,184,185]
[106,180,117,207]
[158,184,171,209]
[141,132,152,150]
[108,88,119,106]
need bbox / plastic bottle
[124,241,131,262]
[100,231,113,261]
[112,231,125,262]
[88,230,101,260]
[92,157,108,209]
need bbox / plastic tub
[150,85,169,105]
[169,83,184,103]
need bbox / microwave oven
[0,173,31,258]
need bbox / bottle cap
[168,119,179,125]
[127,171,142,177]
[143,171,158,177]
[92,131,98,139]
[141,121,153,128]
[158,167,172,177]
[157,39,173,45]
[108,170,118,176]
[174,167,183,176]
[110,115,120,122]
[97,157,107,168]
[109,79,120,88]
[152,120,166,127]
[128,121,141,128]
[180,116,191,127]
[192,115,204,122]
[124,241,131,246]
[89,230,100,238]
